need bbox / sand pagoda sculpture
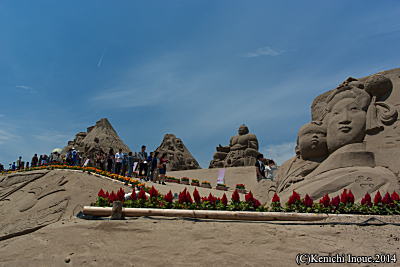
[209,124,260,168]
[155,134,200,171]
[62,118,131,160]
[273,68,400,201]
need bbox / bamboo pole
[83,206,330,221]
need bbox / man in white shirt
[115,149,124,175]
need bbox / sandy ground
[1,169,400,267]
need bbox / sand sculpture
[62,118,131,161]
[155,134,200,171]
[0,170,68,240]
[274,68,400,201]
[209,125,260,168]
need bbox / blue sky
[1,0,400,167]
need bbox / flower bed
[180,177,190,185]
[191,179,200,186]
[201,181,212,189]
[165,176,180,184]
[269,189,400,215]
[216,183,228,191]
[95,187,264,211]
[236,184,246,194]
[0,164,144,187]
[95,187,400,215]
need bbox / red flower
[253,199,261,208]
[138,188,147,200]
[98,189,106,198]
[271,193,280,203]
[164,190,173,203]
[331,196,340,208]
[373,191,382,205]
[288,191,301,205]
[130,189,137,200]
[340,189,348,204]
[231,189,240,203]
[347,190,354,204]
[105,191,109,199]
[178,188,188,204]
[391,191,400,202]
[207,193,217,205]
[303,194,313,207]
[149,186,159,199]
[109,191,116,203]
[221,193,228,206]
[361,193,371,206]
[186,190,193,204]
[117,188,125,201]
[382,192,393,205]
[193,188,201,204]
[245,191,254,203]
[319,194,330,207]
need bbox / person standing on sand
[158,153,168,185]
[137,145,148,178]
[146,152,154,181]
[31,154,38,167]
[115,148,124,175]
[16,156,22,170]
[107,148,114,173]
[127,152,135,177]
[265,159,276,180]
[255,154,266,181]
[151,152,159,182]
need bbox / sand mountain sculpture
[62,118,131,159]
[274,68,400,201]
[209,124,260,168]
[155,134,200,171]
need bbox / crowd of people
[1,147,276,184]
[0,145,170,185]
[255,154,277,181]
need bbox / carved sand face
[298,124,328,160]
[238,125,249,135]
[327,98,367,153]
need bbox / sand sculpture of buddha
[209,125,260,168]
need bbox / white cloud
[97,48,106,68]
[91,54,190,108]
[261,142,296,165]
[15,85,36,93]
[243,46,284,58]
[0,129,19,144]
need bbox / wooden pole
[111,201,124,220]
[83,206,330,221]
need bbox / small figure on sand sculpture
[209,124,260,168]
[274,70,400,202]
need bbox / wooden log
[83,206,330,221]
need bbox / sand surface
[1,169,400,266]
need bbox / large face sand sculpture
[298,122,328,160]
[326,88,371,153]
